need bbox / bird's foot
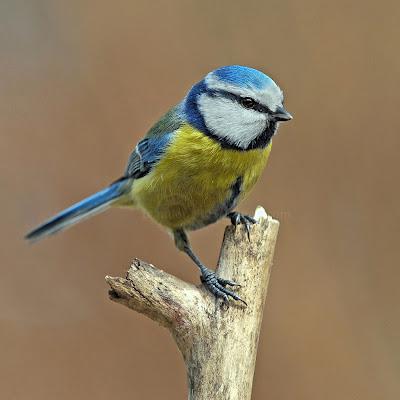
[200,268,247,306]
[227,211,257,241]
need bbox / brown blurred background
[1,0,399,399]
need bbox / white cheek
[198,94,266,148]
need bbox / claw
[227,212,257,241]
[245,222,251,241]
[175,228,248,306]
[200,269,247,305]
[217,277,241,287]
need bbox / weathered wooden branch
[106,206,279,400]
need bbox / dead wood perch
[105,206,279,400]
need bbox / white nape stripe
[205,73,283,113]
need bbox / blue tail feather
[25,180,128,242]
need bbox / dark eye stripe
[208,89,272,114]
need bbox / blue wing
[124,104,183,178]
[124,134,174,178]
[26,105,185,242]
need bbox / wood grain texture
[106,207,279,400]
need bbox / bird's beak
[273,106,292,122]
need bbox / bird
[25,65,292,304]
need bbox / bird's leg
[227,211,257,241]
[173,229,246,304]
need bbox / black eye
[240,97,256,109]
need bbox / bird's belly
[132,170,238,230]
[130,124,272,230]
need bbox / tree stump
[106,206,279,400]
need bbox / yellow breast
[130,124,271,230]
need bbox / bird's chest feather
[132,124,271,229]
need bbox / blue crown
[184,65,276,136]
[212,65,273,90]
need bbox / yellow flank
[129,123,271,229]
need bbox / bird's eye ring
[240,97,256,109]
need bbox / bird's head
[184,65,292,150]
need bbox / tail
[25,179,129,242]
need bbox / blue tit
[26,65,292,303]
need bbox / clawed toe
[201,270,247,305]
[174,228,248,306]
[227,212,257,241]
[217,277,241,287]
